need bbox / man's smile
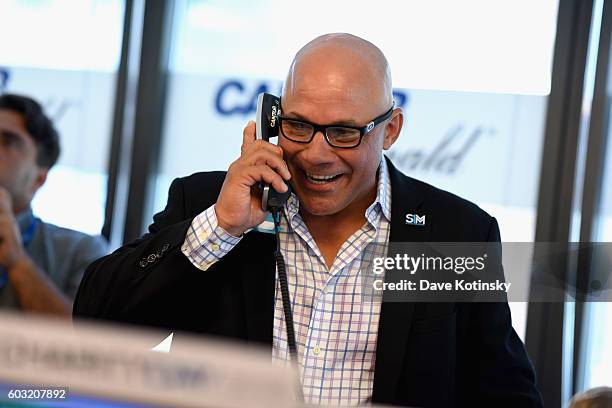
[295,168,346,192]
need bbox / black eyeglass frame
[277,103,395,148]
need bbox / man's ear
[383,108,403,150]
[32,167,48,193]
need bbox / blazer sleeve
[459,217,544,407]
[73,177,197,321]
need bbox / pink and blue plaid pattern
[182,159,391,405]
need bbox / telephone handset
[255,92,292,211]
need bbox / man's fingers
[0,188,12,214]
[248,149,291,180]
[241,120,257,154]
[241,121,284,157]
[0,215,18,241]
[247,165,289,193]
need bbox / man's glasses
[278,104,394,148]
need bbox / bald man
[75,34,543,407]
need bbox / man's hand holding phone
[214,121,291,237]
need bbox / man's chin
[298,198,346,218]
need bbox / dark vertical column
[102,0,175,247]
[102,0,146,247]
[573,0,612,394]
[526,0,594,406]
[122,0,175,243]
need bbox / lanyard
[0,217,38,289]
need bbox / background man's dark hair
[0,93,60,168]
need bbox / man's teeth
[306,172,341,184]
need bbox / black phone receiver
[256,92,292,211]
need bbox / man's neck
[14,202,30,217]
[300,184,378,268]
[301,200,370,236]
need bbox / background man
[74,34,542,406]
[0,93,107,316]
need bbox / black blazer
[74,159,543,407]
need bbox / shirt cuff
[181,205,242,271]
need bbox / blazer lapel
[372,158,432,404]
[240,231,277,346]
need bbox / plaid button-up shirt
[182,159,391,405]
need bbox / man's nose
[302,131,335,163]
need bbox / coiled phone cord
[271,207,303,401]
